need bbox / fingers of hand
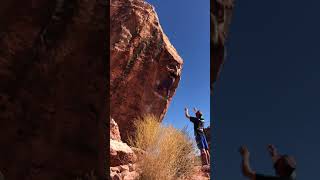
[239,146,248,154]
[267,144,276,153]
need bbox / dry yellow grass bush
[129,114,196,180]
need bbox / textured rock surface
[110,0,183,142]
[110,139,137,167]
[111,117,122,141]
[0,0,107,179]
[211,0,234,90]
[110,119,140,179]
[110,164,140,180]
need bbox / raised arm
[239,146,256,180]
[167,65,180,77]
[184,107,190,119]
[193,107,198,113]
[267,144,280,163]
[167,66,175,73]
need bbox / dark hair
[196,111,203,117]
[274,155,296,176]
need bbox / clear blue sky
[214,1,320,179]
[145,0,210,137]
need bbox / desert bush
[128,114,161,151]
[129,114,196,180]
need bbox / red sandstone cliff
[110,0,183,142]
[0,0,107,179]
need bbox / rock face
[211,0,234,91]
[110,118,141,180]
[111,118,122,141]
[110,139,137,167]
[110,0,183,142]
[0,0,107,179]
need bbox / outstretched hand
[184,107,190,119]
[193,107,198,112]
[267,144,278,157]
[239,145,250,159]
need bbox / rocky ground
[191,165,210,180]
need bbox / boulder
[110,139,137,167]
[110,0,183,142]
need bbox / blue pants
[195,133,209,150]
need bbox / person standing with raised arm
[184,107,210,165]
